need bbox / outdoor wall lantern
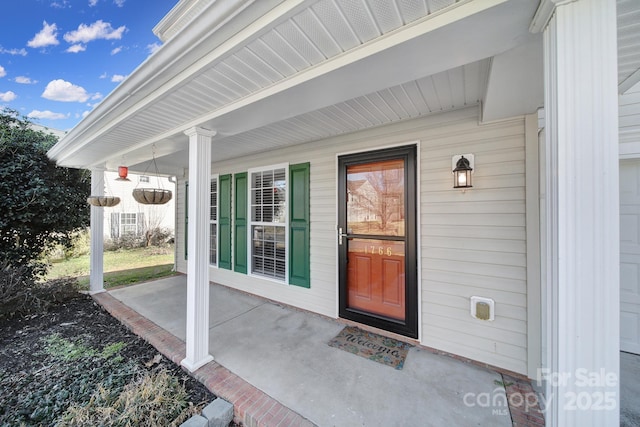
[116,165,130,181]
[452,154,474,190]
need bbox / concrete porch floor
[106,275,526,426]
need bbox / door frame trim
[337,144,419,338]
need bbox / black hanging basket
[132,188,172,205]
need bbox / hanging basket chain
[132,144,172,205]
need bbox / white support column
[181,127,216,372]
[542,1,619,425]
[89,169,105,294]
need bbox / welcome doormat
[328,326,413,370]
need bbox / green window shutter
[234,172,248,274]
[218,174,232,270]
[289,162,310,288]
[184,181,188,260]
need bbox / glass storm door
[338,146,417,338]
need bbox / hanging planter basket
[132,188,172,205]
[132,146,173,205]
[87,195,121,207]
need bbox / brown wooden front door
[338,146,417,338]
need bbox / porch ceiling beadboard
[204,59,490,160]
[48,0,537,173]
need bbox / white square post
[181,127,216,372]
[540,0,620,425]
[89,168,105,294]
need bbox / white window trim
[210,174,219,267]
[247,163,289,284]
[120,212,139,236]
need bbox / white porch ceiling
[49,0,537,174]
[47,0,640,174]
[158,59,490,167]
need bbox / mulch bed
[0,293,216,426]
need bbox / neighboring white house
[29,125,176,244]
[104,171,176,242]
[47,1,638,425]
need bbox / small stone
[180,414,209,427]
[202,398,234,427]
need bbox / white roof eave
[47,0,284,166]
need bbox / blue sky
[0,0,177,131]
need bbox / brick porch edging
[502,374,546,427]
[91,291,316,427]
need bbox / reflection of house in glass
[347,160,405,236]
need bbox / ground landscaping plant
[0,260,79,319]
[0,108,90,279]
[0,294,214,426]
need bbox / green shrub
[42,229,91,262]
[104,234,146,251]
[1,334,138,426]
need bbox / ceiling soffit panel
[78,0,470,168]
[115,58,489,173]
[211,59,490,161]
[617,0,640,92]
[62,0,541,169]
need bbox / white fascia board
[47,0,288,164]
[153,0,214,42]
[529,0,574,33]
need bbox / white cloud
[147,42,161,55]
[42,79,90,102]
[50,1,71,8]
[66,44,86,53]
[0,91,17,102]
[111,74,125,83]
[114,0,125,7]
[0,46,27,56]
[15,76,37,84]
[111,46,122,55]
[81,110,91,118]
[28,110,69,120]
[91,92,103,100]
[28,21,59,48]
[89,0,98,6]
[99,72,108,79]
[0,66,5,78]
[63,20,126,44]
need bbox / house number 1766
[364,246,393,256]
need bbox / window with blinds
[249,167,287,281]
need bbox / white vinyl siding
[419,111,527,374]
[177,106,527,374]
